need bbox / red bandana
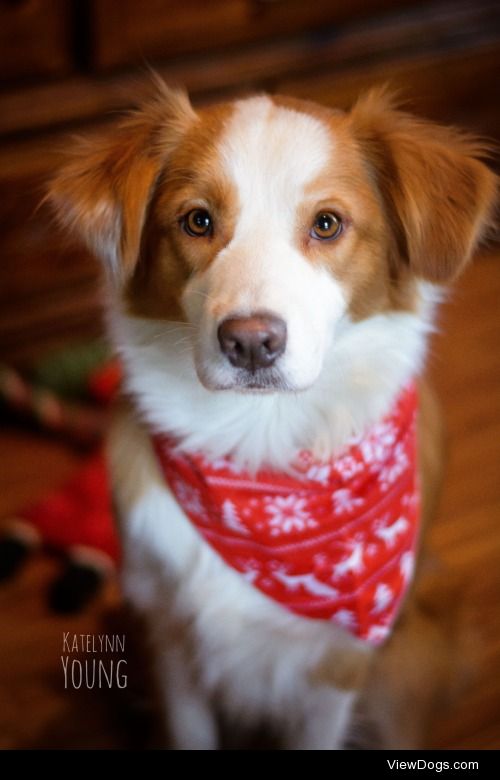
[152,383,419,645]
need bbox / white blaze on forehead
[218,96,332,233]
[183,95,346,392]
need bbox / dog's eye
[183,208,213,237]
[311,212,342,241]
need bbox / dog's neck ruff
[152,383,419,645]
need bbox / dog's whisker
[189,289,219,304]
[173,337,193,350]
[146,325,195,343]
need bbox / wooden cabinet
[0,0,73,83]
[277,46,500,137]
[90,0,412,70]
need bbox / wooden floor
[424,249,500,749]
[0,248,499,749]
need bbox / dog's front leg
[109,411,219,749]
[153,641,218,750]
[283,685,358,750]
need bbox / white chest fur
[109,285,437,748]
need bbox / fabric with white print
[152,382,420,645]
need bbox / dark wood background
[0,0,499,750]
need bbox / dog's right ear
[48,83,196,284]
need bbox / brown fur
[48,84,196,281]
[349,87,497,284]
[308,644,372,693]
[107,401,164,519]
[48,81,498,750]
[49,85,497,329]
[127,101,236,320]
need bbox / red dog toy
[0,349,121,612]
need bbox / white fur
[183,97,347,392]
[111,283,436,473]
[110,278,437,748]
[56,193,122,281]
[116,462,365,748]
[111,96,439,469]
[107,97,442,748]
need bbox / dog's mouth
[233,374,294,394]
[196,363,296,394]
[234,367,291,392]
[219,377,293,393]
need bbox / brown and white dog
[49,82,497,749]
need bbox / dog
[49,81,497,749]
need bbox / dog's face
[50,85,496,394]
[137,95,392,393]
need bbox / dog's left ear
[48,83,196,284]
[350,89,498,282]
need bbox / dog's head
[49,82,497,393]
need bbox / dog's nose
[217,314,287,371]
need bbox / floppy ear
[48,83,196,283]
[350,89,498,282]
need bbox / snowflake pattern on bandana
[152,383,420,645]
[264,495,319,536]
